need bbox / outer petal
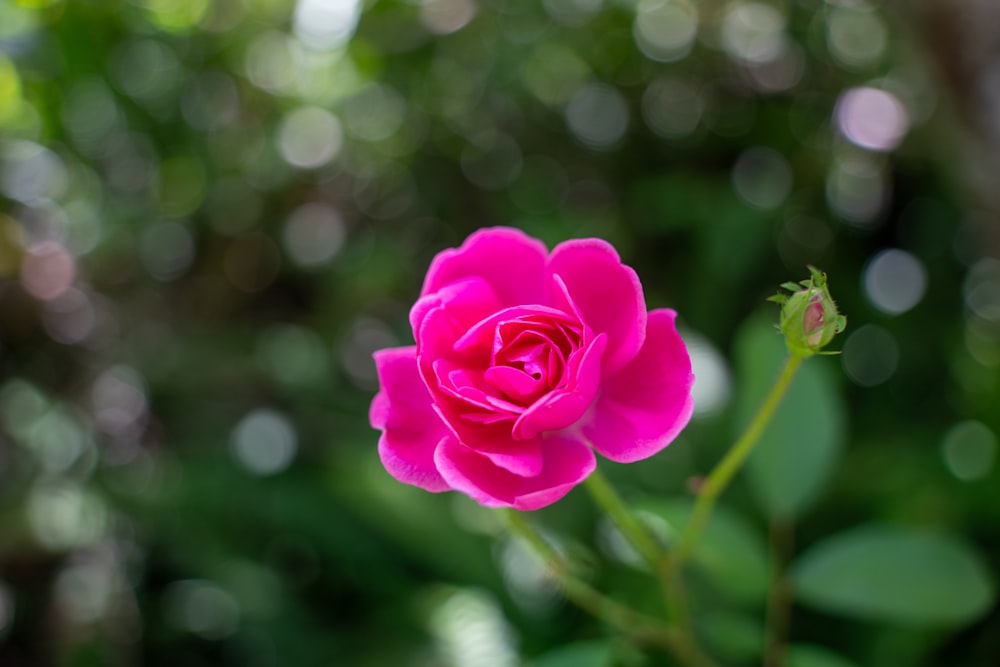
[582,309,694,463]
[434,435,596,510]
[421,227,550,307]
[409,276,502,345]
[549,238,646,373]
[426,391,544,477]
[371,347,451,492]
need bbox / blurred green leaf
[697,610,764,662]
[639,499,769,604]
[792,524,995,625]
[786,643,859,667]
[734,313,846,519]
[526,639,615,667]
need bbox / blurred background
[1,0,998,665]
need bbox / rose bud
[769,266,846,358]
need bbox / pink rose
[369,227,695,510]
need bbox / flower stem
[497,508,677,651]
[674,353,804,565]
[764,519,795,667]
[582,469,719,667]
[583,467,664,570]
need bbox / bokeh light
[841,324,899,387]
[256,324,329,386]
[429,588,519,667]
[633,0,698,63]
[964,258,1000,323]
[41,287,97,344]
[836,87,909,152]
[20,241,75,301]
[231,409,298,476]
[498,537,559,613]
[283,202,347,267]
[863,248,927,315]
[642,78,703,139]
[827,4,888,70]
[686,332,731,418]
[826,153,888,225]
[164,580,240,639]
[140,222,195,282]
[721,2,786,65]
[732,147,793,210]
[942,420,997,482]
[278,106,343,168]
[27,484,107,551]
[55,552,118,624]
[293,0,362,51]
[92,365,148,443]
[543,0,602,27]
[420,0,477,34]
[565,83,629,149]
[1,140,67,204]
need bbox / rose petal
[453,304,575,356]
[513,333,607,440]
[480,443,544,478]
[484,365,544,402]
[411,277,503,359]
[422,227,550,307]
[426,393,543,477]
[371,347,451,492]
[549,238,645,372]
[434,435,596,510]
[582,309,694,463]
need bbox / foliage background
[0,0,998,665]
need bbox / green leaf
[733,313,846,518]
[786,643,859,667]
[792,525,995,625]
[697,611,763,662]
[638,499,769,604]
[526,639,614,667]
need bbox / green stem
[674,353,804,565]
[583,467,663,570]
[764,520,795,667]
[497,509,676,651]
[583,469,719,667]
[663,563,720,667]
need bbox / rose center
[484,315,582,405]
